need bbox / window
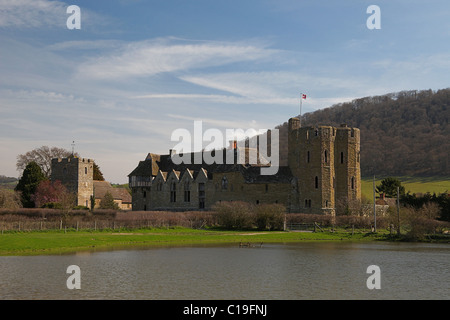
[198,183,205,209]
[305,199,311,208]
[351,177,355,190]
[85,167,87,174]
[221,176,228,190]
[143,190,146,198]
[324,150,328,163]
[170,182,176,202]
[340,152,344,164]
[307,151,310,163]
[265,184,269,192]
[184,182,190,202]
[315,176,319,189]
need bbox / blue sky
[1,0,449,183]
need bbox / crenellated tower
[51,156,94,208]
[288,117,361,215]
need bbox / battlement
[51,157,94,164]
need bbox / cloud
[0,0,111,30]
[76,38,279,80]
[0,0,67,28]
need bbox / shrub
[212,201,255,230]
[254,204,286,230]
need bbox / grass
[361,176,450,201]
[0,226,389,256]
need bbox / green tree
[15,162,46,207]
[376,177,405,198]
[93,163,105,181]
[99,191,119,210]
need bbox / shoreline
[0,227,447,256]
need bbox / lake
[0,242,448,300]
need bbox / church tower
[51,156,94,208]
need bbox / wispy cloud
[0,0,66,28]
[76,38,279,80]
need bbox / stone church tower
[51,156,94,208]
[288,117,361,214]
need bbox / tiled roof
[128,148,291,183]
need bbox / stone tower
[51,156,94,208]
[288,117,361,214]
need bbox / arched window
[315,176,319,189]
[351,177,355,190]
[85,167,87,174]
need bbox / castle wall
[129,117,361,215]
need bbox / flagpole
[299,93,302,126]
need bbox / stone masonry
[128,117,361,215]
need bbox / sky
[1,0,449,183]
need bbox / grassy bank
[0,227,390,256]
[361,176,450,201]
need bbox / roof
[128,147,291,183]
[93,181,132,203]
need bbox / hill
[0,175,18,189]
[273,88,449,177]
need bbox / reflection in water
[0,242,448,299]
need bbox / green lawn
[361,176,450,201]
[0,227,387,256]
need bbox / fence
[285,222,323,232]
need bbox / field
[361,176,450,201]
[0,227,389,256]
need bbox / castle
[128,117,361,214]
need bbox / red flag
[302,94,306,99]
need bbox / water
[0,242,448,300]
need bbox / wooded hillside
[274,88,449,177]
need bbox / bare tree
[16,146,78,178]
[0,188,22,209]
